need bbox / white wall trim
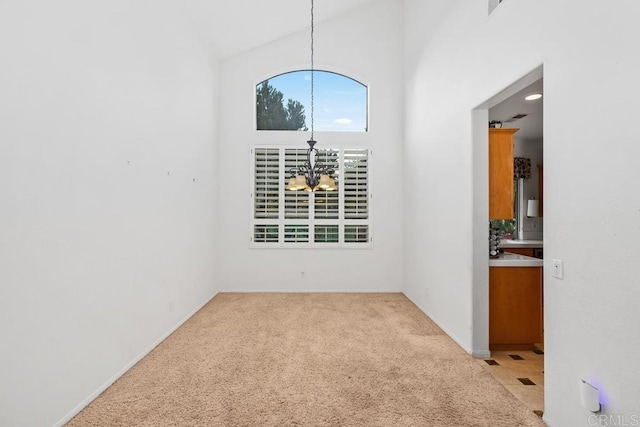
[471,109,490,356]
[471,65,544,359]
[53,290,219,427]
[403,292,474,355]
[219,287,401,293]
[472,350,491,358]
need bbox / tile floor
[479,347,544,418]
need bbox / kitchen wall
[403,0,640,425]
[515,137,543,240]
[216,0,404,292]
[0,2,219,425]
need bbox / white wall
[217,0,404,292]
[0,1,219,425]
[403,0,640,425]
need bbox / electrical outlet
[552,259,564,279]
[300,272,305,279]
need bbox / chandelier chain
[285,0,336,192]
[310,0,314,140]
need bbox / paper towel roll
[527,199,539,217]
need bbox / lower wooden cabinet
[489,266,543,350]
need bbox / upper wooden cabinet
[489,128,518,219]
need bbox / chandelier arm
[306,145,318,187]
[307,146,314,169]
[288,162,312,177]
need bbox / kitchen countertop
[498,239,543,249]
[489,252,543,267]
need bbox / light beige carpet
[68,293,546,426]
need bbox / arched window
[256,70,368,132]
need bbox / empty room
[2,1,639,426]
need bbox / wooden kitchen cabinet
[489,128,518,219]
[489,266,543,350]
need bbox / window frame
[249,145,373,249]
[255,70,369,133]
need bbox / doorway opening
[471,65,545,415]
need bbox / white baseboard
[53,290,219,427]
[219,288,403,293]
[472,350,491,358]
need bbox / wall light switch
[552,259,564,279]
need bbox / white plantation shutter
[254,225,279,243]
[253,148,280,219]
[284,149,310,219]
[252,148,280,243]
[344,224,369,243]
[284,225,310,243]
[343,149,369,243]
[314,149,339,220]
[343,149,369,219]
[251,146,371,247]
[314,225,339,243]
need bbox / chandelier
[286,0,337,192]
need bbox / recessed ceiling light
[525,93,542,101]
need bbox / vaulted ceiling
[185,0,385,58]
